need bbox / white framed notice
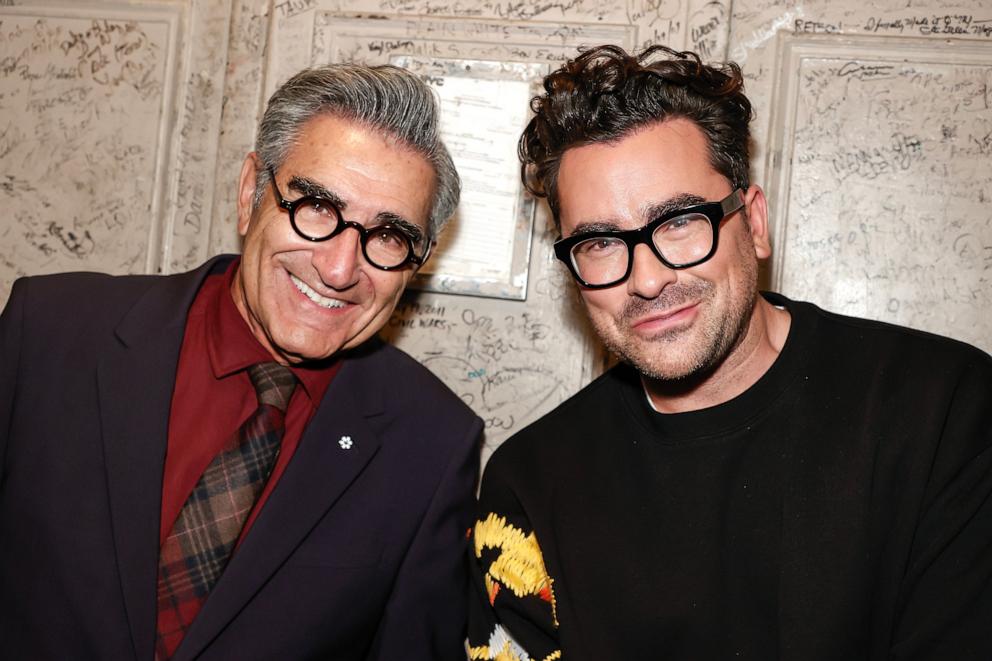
[393,56,545,300]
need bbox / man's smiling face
[232,113,435,364]
[556,117,768,381]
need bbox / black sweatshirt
[469,293,992,661]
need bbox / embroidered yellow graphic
[473,513,558,626]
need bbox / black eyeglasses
[268,168,431,271]
[553,189,745,289]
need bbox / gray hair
[253,63,460,239]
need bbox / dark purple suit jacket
[0,256,482,660]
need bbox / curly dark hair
[520,44,753,228]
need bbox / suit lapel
[98,257,233,660]
[174,354,385,660]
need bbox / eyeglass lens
[569,212,715,286]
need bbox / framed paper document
[392,56,545,300]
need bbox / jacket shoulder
[8,271,162,331]
[346,339,483,451]
[12,269,159,296]
[369,341,478,416]
[7,257,233,336]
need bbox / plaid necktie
[155,362,297,660]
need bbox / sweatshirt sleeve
[467,452,562,661]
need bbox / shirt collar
[205,258,339,403]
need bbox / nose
[626,242,677,299]
[311,226,363,290]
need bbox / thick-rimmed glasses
[268,168,430,271]
[553,189,745,289]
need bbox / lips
[289,274,346,309]
[629,302,698,332]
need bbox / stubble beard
[594,260,759,382]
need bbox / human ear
[743,185,771,259]
[236,152,264,237]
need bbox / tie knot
[247,362,297,412]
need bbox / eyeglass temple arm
[722,188,745,215]
[415,238,435,266]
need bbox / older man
[468,44,992,661]
[0,63,481,660]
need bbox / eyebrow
[377,212,425,245]
[643,193,707,222]
[288,175,345,209]
[287,175,426,244]
[567,192,708,237]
